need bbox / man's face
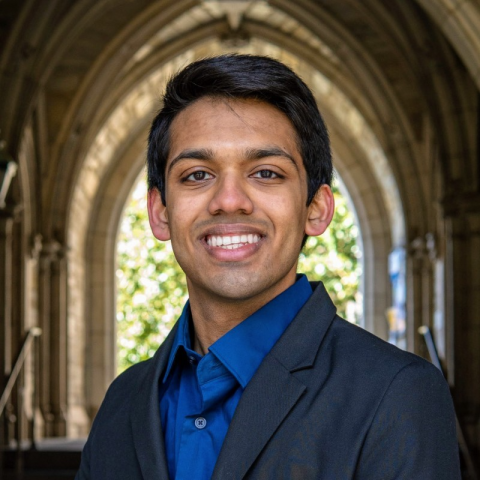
[148,97,331,306]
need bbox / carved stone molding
[38,238,68,264]
[29,233,43,261]
[408,232,437,262]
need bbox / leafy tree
[116,177,362,373]
[299,182,362,320]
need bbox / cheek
[167,197,198,233]
[268,192,307,230]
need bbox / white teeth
[206,234,261,248]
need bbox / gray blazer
[76,282,460,479]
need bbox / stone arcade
[0,0,479,477]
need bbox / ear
[147,188,170,241]
[305,185,335,236]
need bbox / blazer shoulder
[305,282,432,379]
[327,315,440,384]
[104,358,153,404]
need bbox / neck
[187,276,297,355]
[188,293,268,355]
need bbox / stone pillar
[50,243,68,436]
[38,238,68,437]
[0,206,23,370]
[406,238,421,355]
[406,233,441,359]
[24,234,44,442]
[0,209,15,382]
[406,236,427,355]
[0,206,22,446]
[444,208,480,462]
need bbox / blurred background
[0,0,479,478]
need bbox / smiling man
[76,55,460,479]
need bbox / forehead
[167,97,300,158]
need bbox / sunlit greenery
[299,183,362,320]
[116,176,362,373]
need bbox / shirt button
[189,356,196,365]
[195,417,207,429]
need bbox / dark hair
[147,54,332,205]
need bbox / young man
[76,55,460,479]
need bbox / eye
[184,171,213,182]
[252,170,283,179]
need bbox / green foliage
[298,182,362,320]
[116,177,362,373]
[116,181,188,373]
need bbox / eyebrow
[168,148,215,174]
[244,147,298,170]
[167,146,299,174]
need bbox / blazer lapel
[212,354,306,480]
[212,282,337,479]
[130,323,178,480]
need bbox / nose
[208,174,254,215]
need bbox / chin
[214,285,264,303]
[201,271,288,303]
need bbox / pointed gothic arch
[1,1,479,458]
[68,36,407,426]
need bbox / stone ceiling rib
[124,1,338,75]
[416,0,480,89]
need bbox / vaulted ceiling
[1,0,478,248]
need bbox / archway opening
[68,35,406,420]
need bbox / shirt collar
[163,275,312,387]
[162,301,194,382]
[209,274,312,388]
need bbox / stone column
[0,205,22,445]
[406,233,439,358]
[406,236,426,355]
[50,242,68,436]
[0,209,15,382]
[444,207,480,462]
[38,238,68,437]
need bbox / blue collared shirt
[159,275,312,480]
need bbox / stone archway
[67,38,406,429]
[2,0,479,461]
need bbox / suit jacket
[76,282,460,479]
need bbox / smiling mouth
[205,234,261,249]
